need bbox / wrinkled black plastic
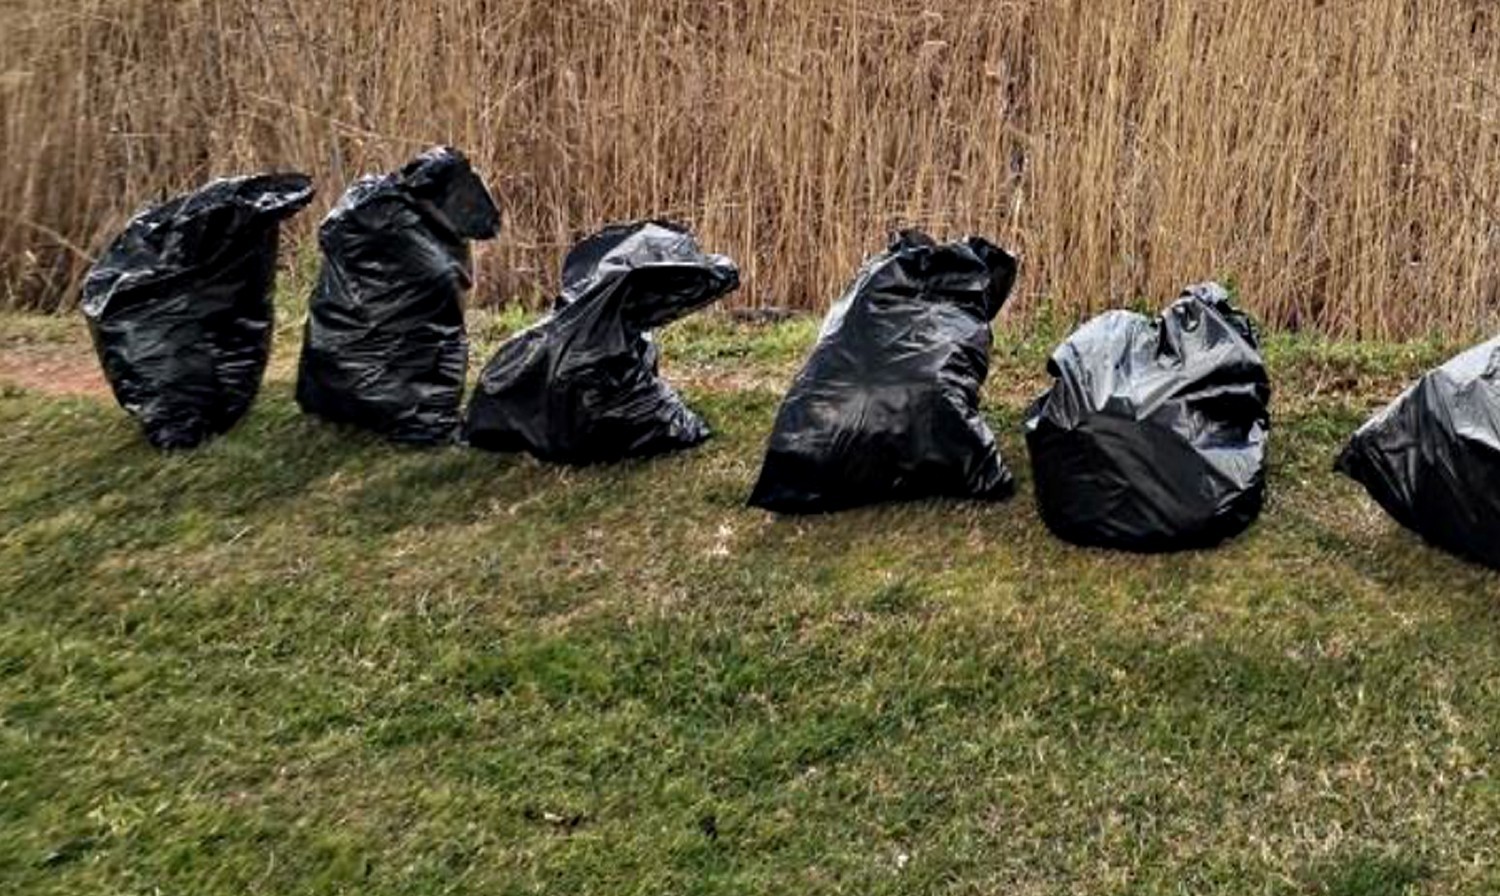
[748,232,1020,514]
[82,173,315,450]
[296,147,500,444]
[1024,284,1270,552]
[464,220,740,464]
[1336,337,1500,569]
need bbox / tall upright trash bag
[1023,283,1271,552]
[1336,337,1500,569]
[748,231,1020,514]
[296,147,501,445]
[82,173,316,450]
[464,220,740,464]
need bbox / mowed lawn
[1,305,1498,895]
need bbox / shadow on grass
[1299,849,1431,896]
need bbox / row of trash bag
[81,148,734,459]
[81,147,1499,569]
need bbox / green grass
[2,306,1498,895]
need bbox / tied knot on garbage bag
[1023,283,1271,552]
[297,146,501,445]
[748,230,1020,514]
[82,173,316,450]
[1337,336,1500,569]
[464,220,741,464]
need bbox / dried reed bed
[1,0,1497,337]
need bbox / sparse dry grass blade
[0,0,1497,337]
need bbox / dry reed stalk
[1,0,1496,338]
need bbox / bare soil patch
[0,337,109,398]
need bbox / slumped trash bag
[1336,336,1500,569]
[83,173,315,450]
[296,147,500,444]
[464,220,740,463]
[1023,283,1270,552]
[748,231,1020,514]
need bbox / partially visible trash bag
[82,173,315,450]
[748,231,1020,514]
[1336,337,1500,569]
[1023,283,1271,552]
[464,220,740,463]
[296,147,500,444]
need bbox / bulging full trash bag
[1023,283,1271,552]
[296,147,500,445]
[1336,337,1500,569]
[82,173,315,450]
[748,231,1020,514]
[464,220,740,464]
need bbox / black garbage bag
[1336,337,1500,569]
[82,173,315,450]
[1023,283,1271,552]
[296,147,500,444]
[464,220,740,464]
[748,231,1020,514]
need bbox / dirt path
[0,336,110,399]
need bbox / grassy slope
[1,306,1498,896]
